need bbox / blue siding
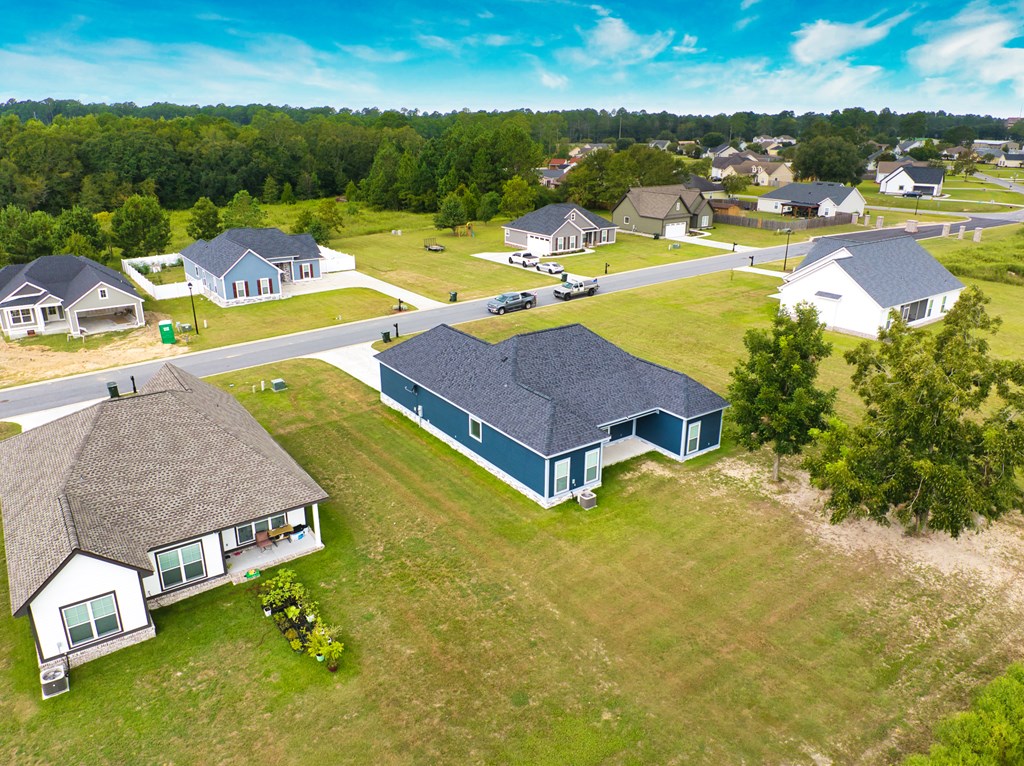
[636,411,684,456]
[222,253,280,299]
[289,259,322,280]
[684,410,724,455]
[380,365,547,496]
[548,443,603,497]
[608,421,633,441]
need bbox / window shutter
[232,282,238,298]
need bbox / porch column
[311,503,321,544]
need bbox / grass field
[0,421,20,440]
[921,223,1024,286]
[856,184,1019,213]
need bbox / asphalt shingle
[760,182,860,206]
[0,255,140,306]
[180,228,321,278]
[504,204,616,237]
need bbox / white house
[0,255,145,340]
[502,203,617,255]
[757,182,866,218]
[0,364,328,679]
[998,153,1024,168]
[776,236,964,337]
[878,165,945,196]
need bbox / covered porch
[225,528,324,584]
[75,306,143,335]
[602,435,659,466]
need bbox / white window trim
[235,513,288,546]
[98,288,108,300]
[8,308,35,325]
[233,280,248,298]
[156,541,207,591]
[554,458,571,494]
[301,263,313,279]
[686,421,701,454]
[623,215,630,224]
[258,277,271,295]
[62,593,121,648]
[584,449,600,484]
[469,416,483,442]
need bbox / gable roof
[886,165,945,185]
[180,228,321,278]
[376,324,728,458]
[0,364,328,616]
[875,160,927,177]
[617,185,708,219]
[682,175,725,193]
[0,256,140,306]
[792,236,964,308]
[760,182,860,206]
[504,203,615,237]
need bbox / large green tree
[952,153,978,181]
[792,136,866,186]
[807,287,1024,537]
[111,194,171,257]
[729,303,836,481]
[221,190,266,229]
[53,205,104,254]
[499,177,535,218]
[433,193,468,234]
[185,196,222,241]
[721,173,749,195]
[0,204,54,264]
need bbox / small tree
[477,191,501,223]
[280,182,296,205]
[292,209,331,245]
[952,153,979,181]
[807,287,1024,537]
[111,195,170,257]
[185,196,221,241]
[433,193,468,234]
[499,177,534,219]
[262,176,280,205]
[221,190,267,229]
[721,173,750,195]
[729,303,836,481]
[316,200,344,234]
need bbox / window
[232,280,248,299]
[469,416,482,442]
[926,298,934,317]
[623,215,630,224]
[568,236,577,249]
[9,308,34,325]
[62,594,120,647]
[301,263,313,279]
[700,215,710,228]
[686,421,701,454]
[676,201,681,211]
[584,449,600,483]
[554,458,570,494]
[600,229,608,243]
[941,295,948,313]
[98,288,108,299]
[44,305,65,319]
[555,237,564,251]
[236,514,288,545]
[257,277,272,296]
[156,541,206,589]
[900,298,930,322]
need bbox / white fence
[318,246,356,274]
[122,254,192,300]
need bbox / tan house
[721,160,793,186]
[612,185,714,238]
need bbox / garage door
[527,235,552,255]
[664,222,688,239]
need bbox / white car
[508,251,540,267]
[536,261,564,275]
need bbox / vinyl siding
[222,252,281,298]
[546,443,603,497]
[636,411,685,455]
[685,410,723,455]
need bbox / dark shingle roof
[760,182,860,206]
[180,228,321,278]
[794,236,964,308]
[683,175,724,193]
[0,255,140,306]
[890,165,945,185]
[618,186,707,219]
[0,364,328,616]
[376,324,728,457]
[504,204,615,237]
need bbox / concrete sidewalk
[284,270,447,310]
[304,342,382,391]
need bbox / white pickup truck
[552,276,599,300]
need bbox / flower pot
[306,614,315,623]
[327,663,338,673]
[316,653,325,662]
[263,607,272,617]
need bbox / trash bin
[381,330,391,343]
[449,291,458,303]
[158,319,176,344]
[106,382,119,399]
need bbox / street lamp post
[782,228,793,271]
[914,196,921,216]
[187,282,200,335]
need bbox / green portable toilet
[159,320,176,344]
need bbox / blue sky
[2,1,1022,115]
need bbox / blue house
[376,324,729,507]
[180,228,323,307]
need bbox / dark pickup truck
[487,291,538,315]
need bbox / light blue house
[180,228,323,307]
[376,324,728,507]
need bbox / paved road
[1,212,1020,419]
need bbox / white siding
[29,553,149,661]
[779,262,887,337]
[141,532,225,598]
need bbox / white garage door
[527,234,552,255]
[664,222,688,240]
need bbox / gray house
[0,363,328,673]
[377,324,728,507]
[0,255,145,340]
[612,185,714,238]
[181,228,323,307]
[502,204,617,255]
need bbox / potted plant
[263,605,272,618]
[284,605,301,624]
[306,628,329,662]
[321,637,345,672]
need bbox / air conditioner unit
[40,663,70,699]
[271,378,287,392]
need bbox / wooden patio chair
[255,530,276,552]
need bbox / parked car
[487,291,538,315]
[536,261,564,275]
[508,251,540,267]
[553,277,599,301]
[903,191,924,198]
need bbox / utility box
[270,378,287,392]
[158,320,176,344]
[40,663,70,699]
[578,490,597,509]
[106,382,119,399]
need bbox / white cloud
[673,34,703,54]
[590,4,613,16]
[526,54,569,89]
[478,9,494,18]
[483,34,513,47]
[560,13,674,69]
[907,2,1024,97]
[339,44,410,64]
[740,0,761,9]
[416,34,460,54]
[734,16,756,31]
[791,11,911,64]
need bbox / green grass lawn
[938,187,1024,204]
[978,166,1023,180]
[856,184,1018,213]
[921,223,1024,286]
[542,233,723,276]
[144,288,405,351]
[0,421,21,440]
[2,355,1021,765]
[145,264,186,284]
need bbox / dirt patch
[0,315,189,388]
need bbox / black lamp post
[914,196,921,216]
[782,228,793,271]
[187,282,200,335]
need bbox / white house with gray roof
[0,255,145,340]
[0,364,327,673]
[757,182,865,218]
[376,324,728,507]
[180,228,324,307]
[502,203,617,255]
[776,236,964,337]
[878,165,945,196]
